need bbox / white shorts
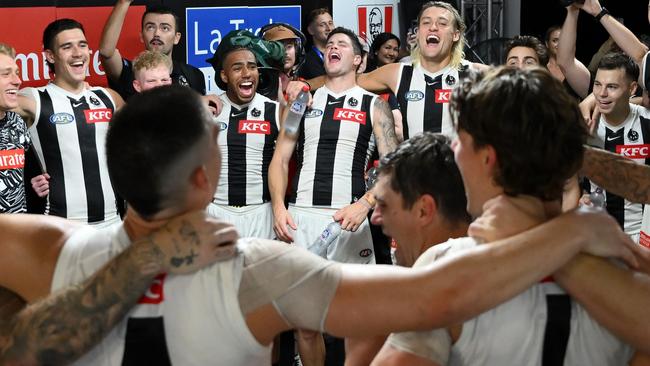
[288,205,375,265]
[88,214,122,230]
[206,202,274,239]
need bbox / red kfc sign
[84,108,112,123]
[0,6,145,88]
[238,120,271,134]
[357,5,393,45]
[333,108,367,124]
[435,89,452,104]
[616,144,650,159]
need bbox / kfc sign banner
[0,6,145,88]
[333,0,400,44]
[357,5,393,45]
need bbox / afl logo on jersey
[217,121,228,131]
[359,248,373,258]
[405,90,424,101]
[49,112,74,125]
[305,109,324,118]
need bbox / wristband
[595,7,609,21]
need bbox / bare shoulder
[105,88,125,110]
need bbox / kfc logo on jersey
[238,120,271,134]
[616,144,650,159]
[138,273,166,304]
[435,89,452,103]
[0,149,25,170]
[641,230,650,248]
[333,108,366,124]
[84,108,112,124]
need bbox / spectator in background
[504,35,548,69]
[261,23,306,104]
[131,50,173,92]
[299,8,334,79]
[367,32,401,72]
[0,43,29,214]
[545,25,567,81]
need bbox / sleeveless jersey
[395,60,470,140]
[213,93,279,206]
[290,85,377,208]
[27,83,118,224]
[588,104,650,239]
[389,237,634,366]
[0,111,29,213]
[51,225,271,366]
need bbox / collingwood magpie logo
[348,97,358,107]
[445,74,456,86]
[251,108,261,117]
[178,75,189,87]
[89,96,101,106]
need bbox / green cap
[207,29,285,89]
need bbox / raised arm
[99,0,133,82]
[557,5,592,98]
[0,212,238,365]
[579,0,649,66]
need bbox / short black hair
[142,5,180,31]
[106,85,209,218]
[505,35,549,67]
[327,27,364,56]
[597,52,640,82]
[43,18,85,69]
[451,67,587,201]
[377,132,471,225]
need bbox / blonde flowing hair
[411,1,466,69]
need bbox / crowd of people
[1,0,650,365]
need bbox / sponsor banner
[84,108,112,123]
[333,108,367,124]
[238,120,271,134]
[185,5,301,95]
[138,273,166,305]
[435,89,452,103]
[616,144,650,159]
[0,149,25,170]
[357,5,393,45]
[0,6,145,88]
[333,0,400,43]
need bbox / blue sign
[186,6,302,68]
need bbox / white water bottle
[308,221,342,258]
[284,85,310,136]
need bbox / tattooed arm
[0,212,238,366]
[580,145,650,204]
[372,96,399,157]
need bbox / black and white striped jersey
[0,111,29,213]
[27,83,118,224]
[213,93,279,206]
[395,60,470,140]
[290,85,377,208]
[588,104,650,238]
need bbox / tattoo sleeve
[0,237,165,366]
[580,145,650,204]
[373,97,399,156]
